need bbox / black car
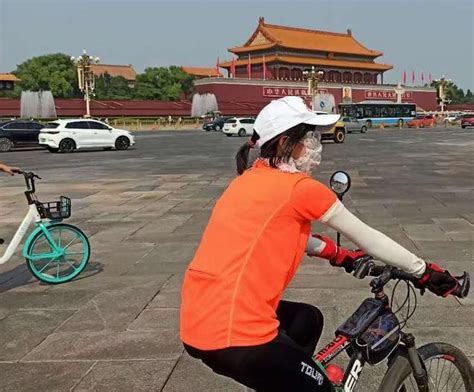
[0,120,44,152]
[203,117,232,132]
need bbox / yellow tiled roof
[229,18,383,58]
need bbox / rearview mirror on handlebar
[329,171,352,246]
[329,171,351,200]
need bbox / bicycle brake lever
[453,272,470,299]
[353,256,374,279]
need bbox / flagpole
[248,54,251,80]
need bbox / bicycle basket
[355,310,401,365]
[37,196,71,220]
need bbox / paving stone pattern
[0,128,472,391]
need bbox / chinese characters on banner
[262,87,328,97]
[365,90,413,100]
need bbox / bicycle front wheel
[380,342,473,391]
[25,223,90,284]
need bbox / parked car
[313,112,346,143]
[461,116,474,128]
[341,117,367,133]
[456,113,474,122]
[39,119,135,153]
[0,120,44,152]
[444,113,461,124]
[406,115,436,128]
[222,118,255,137]
[203,117,232,132]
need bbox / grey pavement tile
[127,214,193,241]
[158,273,185,292]
[148,290,182,309]
[127,260,188,276]
[163,354,246,392]
[432,218,474,232]
[0,290,96,310]
[447,231,474,241]
[139,243,197,264]
[48,274,171,292]
[128,308,179,331]
[0,361,93,392]
[289,273,369,290]
[88,221,147,243]
[172,212,212,235]
[24,330,183,361]
[403,224,452,242]
[73,360,176,392]
[0,309,73,360]
[57,286,162,333]
[411,327,474,357]
[414,241,473,262]
[0,308,9,320]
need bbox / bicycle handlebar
[353,257,470,299]
[14,170,41,193]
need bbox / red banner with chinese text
[263,87,328,97]
[364,90,413,100]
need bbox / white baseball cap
[253,96,340,147]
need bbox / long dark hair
[235,123,315,174]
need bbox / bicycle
[314,171,473,391]
[313,258,471,391]
[0,171,90,284]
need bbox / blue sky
[0,0,472,89]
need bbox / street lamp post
[303,66,324,110]
[72,50,100,118]
[434,75,452,113]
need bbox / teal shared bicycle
[0,171,90,284]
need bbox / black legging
[184,300,333,392]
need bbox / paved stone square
[0,127,473,391]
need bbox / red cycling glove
[312,234,366,273]
[416,262,459,297]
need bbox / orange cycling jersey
[180,160,337,350]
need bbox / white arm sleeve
[320,201,426,277]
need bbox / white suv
[222,118,255,137]
[39,119,135,153]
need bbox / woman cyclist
[180,97,459,391]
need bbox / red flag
[421,72,424,84]
[402,70,407,84]
[247,54,251,79]
[411,70,415,85]
[216,56,220,76]
[230,57,236,78]
[429,73,432,84]
[262,55,267,80]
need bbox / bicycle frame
[0,203,59,265]
[314,335,368,391]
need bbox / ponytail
[235,131,259,175]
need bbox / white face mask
[291,131,322,174]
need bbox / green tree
[133,66,194,100]
[430,80,474,104]
[14,53,77,98]
[0,84,22,98]
[464,89,473,103]
[95,73,132,99]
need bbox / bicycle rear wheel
[380,342,473,391]
[25,223,90,284]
